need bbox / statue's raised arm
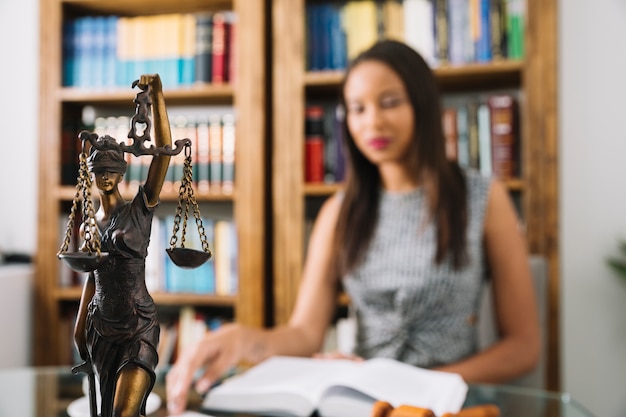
[139,73,172,206]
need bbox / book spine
[477,102,492,175]
[382,0,405,43]
[194,13,213,84]
[328,4,347,70]
[455,105,470,168]
[305,106,325,183]
[208,114,223,192]
[179,13,196,85]
[435,0,449,65]
[211,12,226,84]
[447,0,466,65]
[221,112,236,194]
[333,104,347,182]
[171,115,189,191]
[476,0,492,62]
[490,0,505,60]
[103,15,118,88]
[488,94,518,179]
[343,1,379,61]
[403,0,435,66]
[442,107,458,161]
[196,116,211,194]
[506,0,525,59]
[214,220,233,295]
[467,101,480,170]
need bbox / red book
[488,94,518,179]
[211,12,226,84]
[305,106,325,183]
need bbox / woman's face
[343,60,415,167]
[93,171,123,192]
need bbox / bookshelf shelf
[55,287,236,307]
[304,60,523,88]
[36,0,267,366]
[272,0,558,390]
[59,84,234,105]
[304,179,524,198]
[55,186,236,202]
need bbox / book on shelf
[201,356,468,417]
[302,0,526,71]
[477,103,492,176]
[61,10,236,89]
[434,0,450,65]
[304,106,325,183]
[442,92,520,178]
[210,12,230,84]
[214,220,237,296]
[442,108,458,161]
[221,112,236,194]
[161,215,216,294]
[194,13,213,84]
[456,105,470,168]
[403,0,435,66]
[343,1,378,61]
[196,115,211,193]
[488,94,518,179]
[208,114,223,192]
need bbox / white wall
[560,1,626,417]
[2,0,626,415]
[0,0,39,256]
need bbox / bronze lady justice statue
[66,73,203,417]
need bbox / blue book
[91,16,106,88]
[194,13,213,83]
[448,0,466,65]
[103,16,118,88]
[476,0,492,62]
[328,3,347,70]
[62,20,76,86]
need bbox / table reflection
[0,367,595,417]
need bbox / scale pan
[166,247,212,269]
[58,252,109,272]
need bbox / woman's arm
[166,194,343,414]
[434,179,541,383]
[140,74,172,206]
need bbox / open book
[201,356,468,417]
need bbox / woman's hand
[313,351,364,361]
[166,323,244,415]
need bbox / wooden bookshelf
[35,0,267,365]
[271,0,559,390]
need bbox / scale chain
[169,143,210,253]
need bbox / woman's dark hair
[334,40,467,276]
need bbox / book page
[202,356,360,417]
[318,357,468,417]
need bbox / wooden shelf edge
[304,60,523,87]
[304,178,524,197]
[55,286,236,307]
[55,186,235,202]
[58,83,234,104]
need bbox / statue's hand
[72,360,93,376]
[138,73,162,93]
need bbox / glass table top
[0,366,596,417]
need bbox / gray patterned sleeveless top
[342,169,491,368]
